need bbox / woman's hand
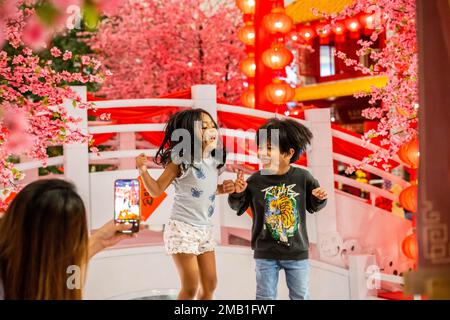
[88,219,145,258]
[136,153,149,173]
[234,170,248,193]
[312,187,328,200]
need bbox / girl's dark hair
[154,108,226,171]
[0,179,88,300]
[256,117,313,163]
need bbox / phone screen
[114,179,140,233]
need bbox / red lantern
[287,30,299,42]
[332,22,346,43]
[241,86,255,108]
[240,54,256,78]
[398,137,419,169]
[298,26,316,43]
[262,44,293,70]
[399,184,418,213]
[346,18,361,32]
[238,22,255,46]
[264,80,295,105]
[402,233,418,260]
[345,18,361,39]
[316,23,331,44]
[236,0,255,15]
[360,14,376,30]
[262,7,293,34]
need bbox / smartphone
[114,179,140,233]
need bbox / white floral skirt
[163,219,216,255]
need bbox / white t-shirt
[170,156,224,227]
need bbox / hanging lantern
[262,7,294,34]
[345,18,361,39]
[360,14,376,36]
[316,23,331,44]
[298,26,316,43]
[332,22,346,43]
[238,22,255,46]
[360,14,375,29]
[402,233,418,260]
[264,80,295,105]
[236,0,255,15]
[241,85,255,108]
[240,53,256,78]
[398,137,419,169]
[262,44,293,70]
[346,18,361,32]
[287,30,299,42]
[399,184,418,213]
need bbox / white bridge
[13,85,414,300]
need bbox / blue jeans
[255,259,310,300]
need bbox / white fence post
[349,254,378,299]
[191,85,218,122]
[118,132,137,170]
[63,86,91,230]
[304,108,339,256]
[191,85,222,243]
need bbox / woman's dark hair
[154,108,226,171]
[0,179,88,300]
[256,117,313,163]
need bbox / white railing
[89,123,166,134]
[93,98,194,109]
[14,85,409,207]
[218,103,310,126]
[9,85,415,300]
[333,153,410,188]
[331,129,409,167]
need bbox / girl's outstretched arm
[217,179,235,194]
[136,153,179,197]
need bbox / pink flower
[22,16,50,51]
[81,55,91,65]
[63,50,72,61]
[50,46,62,57]
[99,113,111,121]
[1,104,33,155]
[97,0,122,15]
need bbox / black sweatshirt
[228,166,327,260]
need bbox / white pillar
[349,255,378,300]
[191,84,221,243]
[304,108,338,256]
[63,86,91,229]
[118,132,136,170]
[191,85,218,122]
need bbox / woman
[0,178,139,300]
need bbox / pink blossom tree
[314,0,418,172]
[88,0,245,102]
[0,1,108,211]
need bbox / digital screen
[114,179,140,223]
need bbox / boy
[228,118,328,300]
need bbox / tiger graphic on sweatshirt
[262,184,299,245]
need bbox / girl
[135,108,235,300]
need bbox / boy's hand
[234,169,248,193]
[312,187,328,200]
[221,180,236,194]
[136,153,149,173]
